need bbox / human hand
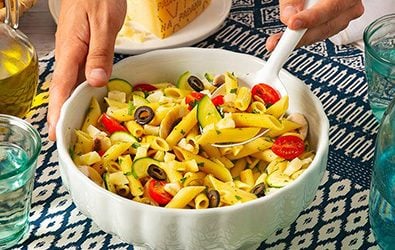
[48,0,127,140]
[266,0,364,51]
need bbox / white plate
[48,0,232,55]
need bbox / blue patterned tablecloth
[15,0,380,249]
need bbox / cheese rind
[127,0,211,39]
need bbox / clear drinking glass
[363,14,395,121]
[369,97,395,249]
[0,0,39,118]
[0,114,41,249]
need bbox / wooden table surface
[18,0,56,58]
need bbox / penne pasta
[125,120,144,138]
[248,101,266,114]
[106,106,134,122]
[240,169,254,187]
[182,172,207,186]
[166,106,198,147]
[265,95,289,118]
[144,135,170,151]
[173,146,232,182]
[227,138,273,160]
[231,158,247,178]
[81,97,102,132]
[72,71,315,209]
[197,127,261,145]
[165,186,206,208]
[234,87,251,111]
[232,113,283,130]
[73,130,94,156]
[194,192,209,209]
[127,174,144,197]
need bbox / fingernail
[291,19,304,30]
[89,68,108,85]
[282,5,297,22]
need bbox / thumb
[85,23,118,87]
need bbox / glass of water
[0,114,41,249]
[363,14,395,121]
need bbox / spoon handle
[259,0,317,78]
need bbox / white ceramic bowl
[56,48,329,250]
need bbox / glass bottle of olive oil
[0,0,38,118]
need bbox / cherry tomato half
[133,83,158,92]
[185,92,205,110]
[271,135,305,160]
[99,113,128,134]
[251,83,281,105]
[211,95,224,106]
[148,179,173,206]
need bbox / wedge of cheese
[127,0,211,39]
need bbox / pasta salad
[71,71,315,209]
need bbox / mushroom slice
[287,113,309,140]
[213,74,225,87]
[159,105,188,139]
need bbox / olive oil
[0,25,38,118]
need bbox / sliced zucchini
[197,95,222,128]
[103,172,116,193]
[204,72,214,83]
[176,71,192,90]
[110,131,138,144]
[132,94,149,107]
[132,157,161,179]
[107,78,133,94]
[266,170,292,188]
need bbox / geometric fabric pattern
[16,0,379,249]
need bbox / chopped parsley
[132,142,141,149]
[69,147,75,159]
[230,88,237,94]
[180,176,187,184]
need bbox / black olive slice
[134,106,154,125]
[147,164,167,180]
[187,75,204,92]
[251,183,266,198]
[207,189,220,208]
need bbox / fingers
[267,0,364,50]
[297,5,364,46]
[47,0,127,141]
[48,1,90,141]
[287,0,364,30]
[85,17,118,87]
[266,33,282,51]
[48,51,85,141]
[84,1,127,87]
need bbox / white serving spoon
[212,0,316,148]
